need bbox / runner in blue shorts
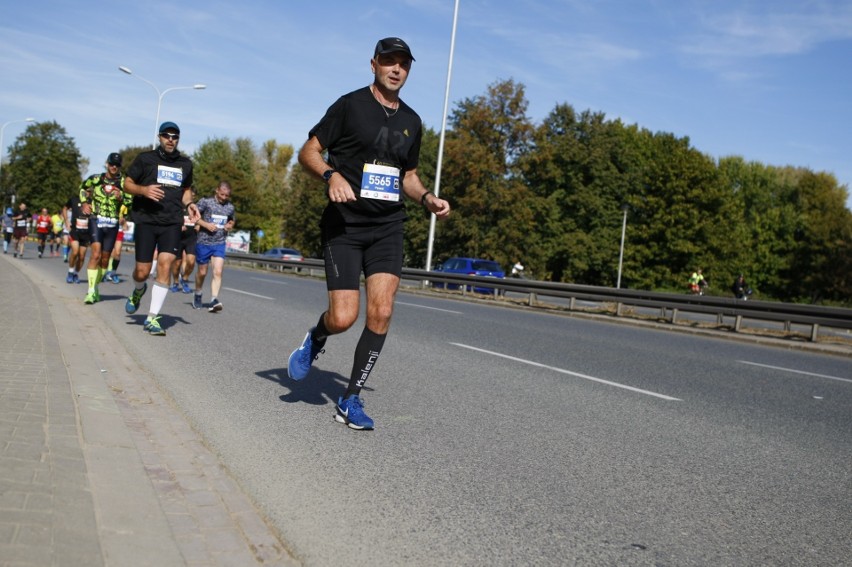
[193,181,235,312]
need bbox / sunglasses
[160,133,180,140]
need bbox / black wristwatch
[322,169,336,183]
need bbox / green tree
[192,137,286,251]
[438,79,537,272]
[716,157,799,299]
[254,139,293,251]
[522,106,647,284]
[786,170,852,303]
[4,121,82,212]
[282,151,326,258]
[627,132,726,289]
[402,126,439,268]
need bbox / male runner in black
[288,37,451,430]
[123,121,199,335]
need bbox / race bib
[4,227,12,233]
[76,218,89,230]
[156,165,184,187]
[211,213,228,228]
[96,215,118,228]
[360,163,400,201]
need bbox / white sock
[148,282,168,317]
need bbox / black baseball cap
[107,152,122,166]
[374,37,415,61]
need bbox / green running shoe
[125,282,148,314]
[143,315,166,336]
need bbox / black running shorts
[322,220,404,291]
[133,222,182,262]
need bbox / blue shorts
[195,242,226,265]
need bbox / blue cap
[158,121,180,134]
[5,208,11,215]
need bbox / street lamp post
[425,0,460,273]
[118,66,206,148]
[1,118,35,205]
[617,203,629,289]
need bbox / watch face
[323,169,334,181]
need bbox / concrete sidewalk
[0,253,298,566]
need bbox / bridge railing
[222,252,852,342]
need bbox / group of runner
[65,124,235,335]
[1,202,68,259]
[9,36,443,430]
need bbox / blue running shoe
[125,282,148,314]
[143,315,166,336]
[72,273,80,284]
[192,294,203,309]
[66,273,74,284]
[180,277,192,294]
[287,328,325,381]
[334,395,374,430]
[169,283,181,293]
[110,273,121,284]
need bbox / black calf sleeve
[345,328,386,397]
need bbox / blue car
[433,257,506,294]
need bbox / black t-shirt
[13,208,29,228]
[309,86,422,226]
[65,196,89,232]
[127,147,194,226]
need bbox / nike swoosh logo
[339,407,349,417]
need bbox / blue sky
[2,0,851,209]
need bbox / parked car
[263,247,304,261]
[433,257,506,294]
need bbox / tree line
[3,79,850,304]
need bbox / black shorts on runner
[322,220,404,291]
[134,222,182,262]
[178,228,197,255]
[70,228,92,247]
[88,224,119,254]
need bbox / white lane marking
[250,277,288,285]
[223,287,274,300]
[737,361,852,384]
[397,301,462,314]
[452,343,682,401]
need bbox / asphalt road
[21,244,852,566]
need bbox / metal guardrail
[225,252,852,343]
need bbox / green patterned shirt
[79,172,131,221]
